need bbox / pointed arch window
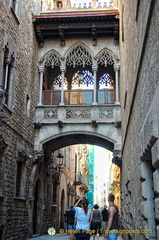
[15,149,27,198]
[3,45,15,111]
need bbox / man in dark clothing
[101,205,108,230]
[64,205,75,240]
[104,193,119,240]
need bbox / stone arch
[42,131,116,156]
[28,159,46,236]
[40,49,62,67]
[64,42,94,67]
[96,48,119,65]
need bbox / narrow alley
[27,233,123,240]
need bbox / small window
[3,45,15,111]
[26,95,30,118]
[15,149,26,198]
[12,0,16,11]
[16,161,22,197]
[11,0,22,19]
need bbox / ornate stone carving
[112,150,122,167]
[66,109,91,118]
[32,150,44,164]
[66,45,93,68]
[44,109,58,119]
[67,182,75,196]
[99,108,114,118]
[97,50,114,67]
[44,51,61,68]
[0,134,7,150]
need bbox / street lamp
[56,153,64,171]
[78,70,84,87]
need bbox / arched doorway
[33,179,42,235]
[60,189,65,229]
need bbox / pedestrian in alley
[101,205,108,230]
[64,205,75,240]
[74,196,92,240]
[90,204,102,240]
[104,193,119,240]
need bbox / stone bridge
[34,104,122,165]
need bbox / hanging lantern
[78,70,84,87]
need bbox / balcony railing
[42,89,115,105]
[41,0,119,12]
[74,172,88,187]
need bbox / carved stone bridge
[33,4,121,165]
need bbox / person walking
[101,205,108,230]
[74,196,92,240]
[104,193,119,240]
[64,205,75,240]
[90,204,102,240]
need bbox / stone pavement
[27,233,123,240]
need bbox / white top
[75,207,91,230]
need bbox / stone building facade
[0,0,40,239]
[120,0,159,239]
[0,0,121,239]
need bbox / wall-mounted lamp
[48,153,64,176]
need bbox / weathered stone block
[141,180,154,200]
[151,140,159,169]
[155,198,159,221]
[140,200,155,220]
[157,225,159,240]
[140,162,152,181]
[153,170,159,194]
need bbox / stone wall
[0,0,40,239]
[120,0,159,239]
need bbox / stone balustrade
[35,104,120,125]
[40,0,118,12]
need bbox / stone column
[92,64,98,105]
[114,64,120,104]
[92,0,96,8]
[3,58,11,90]
[38,65,44,105]
[60,66,66,105]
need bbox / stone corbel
[36,27,44,47]
[59,26,65,46]
[112,150,122,167]
[91,120,98,128]
[58,120,65,128]
[18,149,27,161]
[92,25,97,46]
[0,134,7,150]
[32,150,44,164]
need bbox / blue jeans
[75,232,90,240]
[67,224,74,230]
[108,231,118,240]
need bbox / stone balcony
[35,88,121,126]
[40,0,119,13]
[35,104,121,126]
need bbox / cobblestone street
[27,233,123,240]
